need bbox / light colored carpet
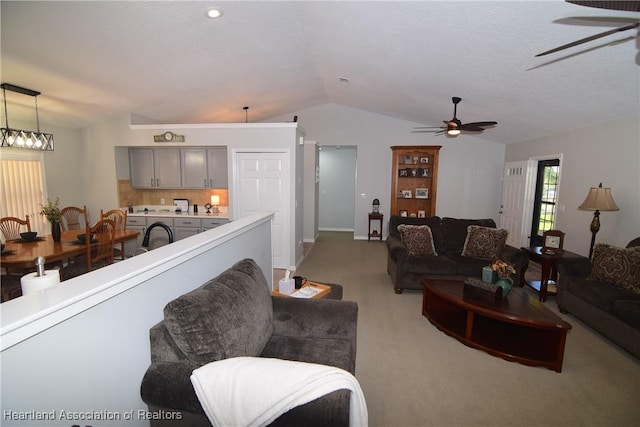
[294,232,640,427]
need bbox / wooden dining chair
[60,219,116,281]
[60,206,88,231]
[100,209,127,260]
[0,215,31,241]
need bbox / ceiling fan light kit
[413,96,497,138]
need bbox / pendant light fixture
[1,83,54,151]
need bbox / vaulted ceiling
[1,1,638,144]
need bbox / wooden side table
[520,246,582,302]
[272,281,342,300]
[368,213,383,241]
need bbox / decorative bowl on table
[20,231,38,241]
[77,233,95,243]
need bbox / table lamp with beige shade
[211,195,220,214]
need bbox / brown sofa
[386,216,529,294]
[557,238,640,358]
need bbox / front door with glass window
[529,159,560,247]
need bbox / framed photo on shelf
[399,210,408,217]
[403,154,413,164]
[421,168,430,177]
[401,190,412,198]
[410,168,420,177]
[399,168,409,177]
[415,188,429,199]
[420,157,429,164]
[417,210,426,218]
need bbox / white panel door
[237,156,261,216]
[499,160,535,248]
[236,152,289,269]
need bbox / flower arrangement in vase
[40,197,62,241]
[491,259,516,297]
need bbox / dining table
[1,230,139,271]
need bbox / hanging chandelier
[1,83,54,151]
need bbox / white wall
[0,215,274,426]
[270,103,506,239]
[41,102,637,253]
[505,116,639,256]
[37,103,507,248]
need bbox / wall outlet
[160,198,165,205]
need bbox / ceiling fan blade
[535,22,640,57]
[413,126,446,129]
[555,16,640,27]
[566,1,640,12]
[412,129,444,133]
[462,121,497,128]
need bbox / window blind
[1,157,47,236]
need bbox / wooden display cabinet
[390,146,441,217]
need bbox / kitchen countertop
[124,206,229,220]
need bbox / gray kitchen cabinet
[201,217,229,231]
[129,148,182,188]
[129,149,154,188]
[181,149,207,188]
[125,216,146,257]
[174,217,201,241]
[180,148,228,189]
[207,148,228,188]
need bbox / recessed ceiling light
[206,8,223,19]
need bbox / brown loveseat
[386,216,529,294]
[557,238,640,358]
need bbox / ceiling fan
[535,1,640,57]
[412,97,497,137]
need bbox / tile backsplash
[118,180,228,209]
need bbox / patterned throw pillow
[461,225,508,260]
[397,224,438,257]
[589,244,640,295]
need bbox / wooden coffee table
[422,279,572,372]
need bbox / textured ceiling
[1,1,638,144]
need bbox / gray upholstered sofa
[386,216,529,294]
[140,258,359,426]
[557,238,640,358]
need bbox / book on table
[288,281,332,299]
[291,285,324,298]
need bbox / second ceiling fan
[413,97,498,137]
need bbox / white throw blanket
[190,357,368,427]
